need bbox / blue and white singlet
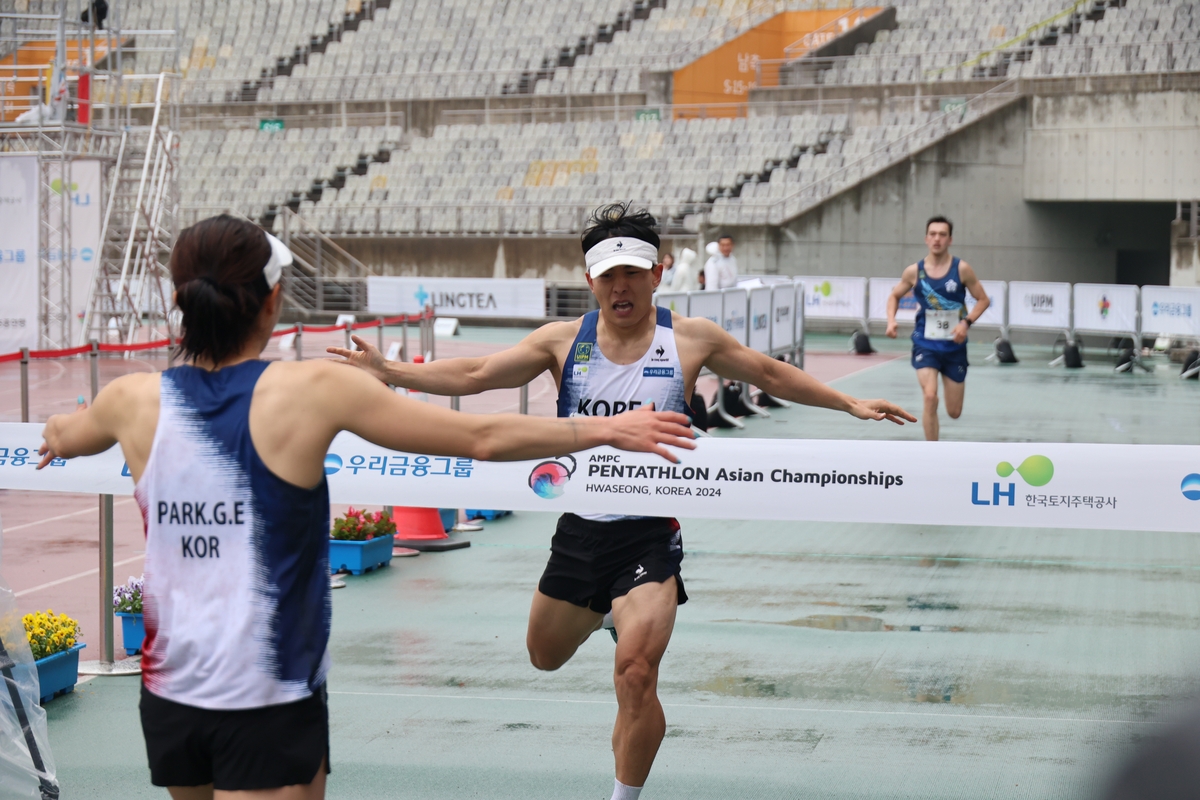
[135,361,331,710]
[912,257,967,353]
[558,306,689,522]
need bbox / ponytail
[169,215,273,366]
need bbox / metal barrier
[1141,286,1200,378]
[1007,281,1073,365]
[797,276,869,353]
[654,282,811,428]
[1071,283,1149,373]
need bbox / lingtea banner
[2,423,1198,534]
[368,276,546,318]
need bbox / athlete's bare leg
[917,367,941,441]
[609,577,678,787]
[942,374,965,420]
[526,590,604,670]
[169,756,328,800]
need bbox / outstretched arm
[686,318,917,425]
[319,360,695,463]
[327,323,566,396]
[886,265,918,338]
[37,373,152,468]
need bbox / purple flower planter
[116,612,145,656]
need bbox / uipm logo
[972,455,1053,506]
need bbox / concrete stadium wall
[720,97,1177,284]
[1025,90,1200,201]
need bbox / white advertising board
[1007,281,1071,330]
[1072,284,1139,336]
[654,291,688,315]
[797,276,866,321]
[1141,286,1200,337]
[688,290,723,325]
[966,279,1006,329]
[748,286,772,353]
[4,422,1199,534]
[0,156,39,352]
[721,288,748,345]
[770,283,795,352]
[46,159,103,343]
[868,276,916,323]
[367,276,545,318]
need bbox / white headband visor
[585,237,659,278]
[263,232,292,289]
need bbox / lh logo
[972,455,1053,506]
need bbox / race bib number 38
[924,309,960,340]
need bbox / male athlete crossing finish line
[331,203,916,800]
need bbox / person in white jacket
[703,235,738,291]
[667,247,700,292]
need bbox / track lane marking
[14,554,146,598]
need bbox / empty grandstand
[3,0,1199,324]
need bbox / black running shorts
[139,684,330,791]
[538,513,688,614]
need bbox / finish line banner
[1,424,1198,533]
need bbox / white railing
[179,65,633,105]
[757,37,1200,88]
[181,202,702,237]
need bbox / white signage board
[1072,283,1138,336]
[721,288,748,345]
[688,290,722,325]
[654,291,688,316]
[770,283,795,352]
[748,286,772,353]
[797,276,866,321]
[868,276,915,323]
[966,280,1007,329]
[0,156,39,352]
[47,159,103,343]
[1141,286,1200,337]
[1007,281,1071,330]
[3,422,1199,534]
[367,276,545,318]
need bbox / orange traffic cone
[391,506,470,552]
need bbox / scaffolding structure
[0,0,179,348]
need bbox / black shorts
[538,513,688,614]
[140,684,330,791]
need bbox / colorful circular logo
[1182,473,1200,501]
[324,454,342,475]
[529,456,576,499]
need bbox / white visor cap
[262,232,293,289]
[585,237,659,278]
